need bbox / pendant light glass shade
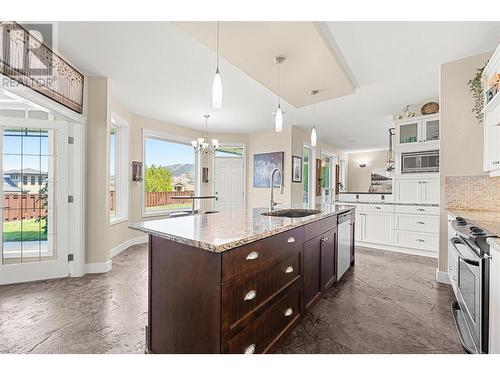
[275,104,283,132]
[311,126,317,147]
[212,68,222,108]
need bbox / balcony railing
[0,21,84,113]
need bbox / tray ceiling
[174,21,356,108]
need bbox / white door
[395,179,421,203]
[362,212,393,244]
[214,157,244,211]
[421,178,440,204]
[0,117,69,284]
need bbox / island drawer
[222,226,304,281]
[304,215,337,241]
[222,251,301,330]
[227,286,301,354]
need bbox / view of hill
[164,163,194,176]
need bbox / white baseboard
[84,260,112,274]
[436,269,450,285]
[110,235,148,258]
[356,241,438,258]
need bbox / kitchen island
[129,204,355,354]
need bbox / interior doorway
[214,145,245,212]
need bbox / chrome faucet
[269,167,284,210]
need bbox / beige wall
[438,51,492,272]
[85,77,110,264]
[247,127,293,208]
[290,126,346,204]
[346,150,388,192]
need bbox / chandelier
[192,114,219,154]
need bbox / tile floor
[0,245,463,354]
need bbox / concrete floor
[0,245,463,354]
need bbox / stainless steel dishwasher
[337,211,353,281]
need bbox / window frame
[142,129,199,218]
[109,114,129,225]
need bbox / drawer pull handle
[284,307,293,317]
[244,344,256,354]
[244,290,257,301]
[417,209,425,212]
[375,206,381,209]
[287,236,296,243]
[246,251,259,260]
[285,265,294,274]
[417,239,425,243]
[417,221,426,225]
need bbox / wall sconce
[132,161,143,181]
[358,161,367,168]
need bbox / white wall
[346,150,388,192]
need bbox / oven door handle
[450,237,480,267]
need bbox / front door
[214,154,244,212]
[0,117,69,284]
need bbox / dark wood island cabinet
[130,205,355,354]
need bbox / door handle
[321,237,329,242]
[244,290,257,301]
[287,236,295,243]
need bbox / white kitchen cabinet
[421,178,440,204]
[395,179,420,203]
[395,115,439,150]
[394,177,439,204]
[361,211,393,245]
[395,230,438,252]
[482,42,500,177]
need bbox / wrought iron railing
[0,21,84,113]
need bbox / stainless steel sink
[261,209,321,218]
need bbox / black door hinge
[68,254,74,262]
[68,136,74,144]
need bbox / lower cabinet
[147,210,354,354]
[361,211,393,244]
[303,235,322,310]
[320,228,337,291]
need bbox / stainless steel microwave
[401,150,439,174]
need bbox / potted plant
[467,61,489,125]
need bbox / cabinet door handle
[321,237,329,242]
[246,251,259,260]
[284,307,293,317]
[417,221,426,225]
[417,208,425,212]
[285,265,294,274]
[287,236,295,243]
[244,290,257,301]
[244,344,256,354]
[416,239,425,243]
[375,206,381,209]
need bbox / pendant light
[191,115,219,155]
[212,21,222,108]
[273,56,285,132]
[310,89,319,147]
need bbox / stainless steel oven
[401,150,439,174]
[449,216,493,354]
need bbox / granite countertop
[447,209,500,253]
[336,200,439,207]
[129,204,355,253]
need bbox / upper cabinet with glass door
[395,114,439,151]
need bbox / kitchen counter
[129,203,355,253]
[337,200,438,207]
[137,204,356,353]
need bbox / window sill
[110,216,128,226]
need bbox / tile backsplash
[446,175,500,211]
